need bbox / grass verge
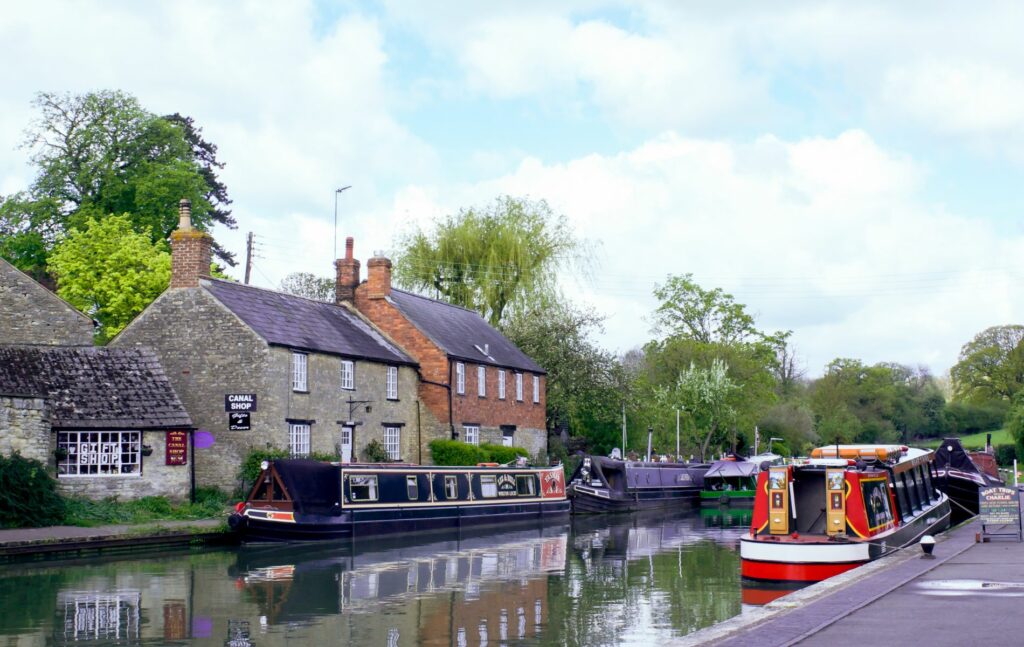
[62,487,229,527]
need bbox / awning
[705,460,759,479]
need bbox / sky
[2,1,1024,377]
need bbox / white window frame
[478,365,486,397]
[56,431,141,477]
[498,370,506,400]
[384,426,401,460]
[444,475,459,499]
[456,362,465,394]
[349,475,378,501]
[464,425,480,445]
[341,360,354,390]
[386,366,398,400]
[289,423,311,457]
[480,474,498,498]
[292,352,308,392]
[533,375,540,403]
[515,373,523,401]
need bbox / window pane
[56,431,140,477]
[387,366,398,399]
[384,427,400,460]
[445,475,458,499]
[341,360,354,390]
[464,425,479,445]
[350,475,378,501]
[516,373,523,401]
[498,371,506,399]
[290,423,310,457]
[481,475,497,498]
[517,475,535,496]
[533,375,539,403]
[406,475,418,500]
[456,363,465,394]
[293,353,307,391]
[478,366,486,397]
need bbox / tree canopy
[279,272,335,302]
[950,325,1024,403]
[47,214,171,341]
[0,90,234,279]
[392,196,582,326]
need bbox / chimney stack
[365,252,392,299]
[170,198,213,289]
[334,237,361,304]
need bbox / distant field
[919,428,1012,450]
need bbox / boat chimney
[986,433,993,454]
[646,426,653,463]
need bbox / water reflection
[0,511,754,646]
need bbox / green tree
[47,214,171,340]
[280,272,334,302]
[392,196,583,326]
[951,325,1024,403]
[652,273,761,344]
[656,359,739,461]
[757,402,817,456]
[1006,394,1024,462]
[501,299,624,451]
[1,90,234,275]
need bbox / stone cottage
[0,256,94,346]
[336,239,549,459]
[0,346,194,501]
[113,201,422,492]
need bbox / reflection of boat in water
[567,456,710,513]
[741,580,810,606]
[700,504,753,528]
[571,509,745,562]
[933,437,1004,524]
[741,445,951,583]
[229,459,569,541]
[233,522,569,624]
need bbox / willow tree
[392,196,582,326]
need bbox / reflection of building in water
[418,579,548,645]
[57,591,141,644]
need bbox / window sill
[387,397,400,402]
[292,390,310,394]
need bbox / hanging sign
[225,394,257,412]
[229,412,251,431]
[166,430,188,465]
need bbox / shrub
[363,439,392,463]
[480,443,528,464]
[429,439,529,466]
[995,444,1017,467]
[0,453,65,528]
[237,448,290,488]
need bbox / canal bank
[678,516,1014,646]
[0,518,234,562]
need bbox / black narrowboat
[933,437,1005,524]
[228,459,569,541]
[567,455,710,513]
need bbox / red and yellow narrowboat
[740,445,950,583]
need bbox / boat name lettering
[497,474,517,497]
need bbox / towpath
[681,514,1024,646]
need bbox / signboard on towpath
[979,486,1022,541]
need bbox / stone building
[337,238,548,459]
[0,345,194,501]
[0,256,94,346]
[113,201,422,492]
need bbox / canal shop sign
[165,430,188,465]
[979,486,1022,542]
[225,394,257,412]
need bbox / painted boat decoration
[228,459,569,541]
[933,436,1004,524]
[740,444,950,583]
[567,456,710,514]
[700,453,783,507]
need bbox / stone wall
[56,429,192,502]
[0,395,51,462]
[0,258,93,346]
[113,286,271,492]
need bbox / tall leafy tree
[279,272,335,302]
[951,325,1024,403]
[1,90,235,275]
[392,196,582,326]
[656,359,739,461]
[47,214,171,341]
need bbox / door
[341,426,353,463]
[501,425,516,447]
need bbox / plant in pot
[141,444,154,457]
[53,446,69,462]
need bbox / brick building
[0,256,94,346]
[113,201,422,492]
[0,346,194,501]
[337,238,548,460]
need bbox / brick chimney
[365,252,392,299]
[170,199,213,289]
[334,237,360,304]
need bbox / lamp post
[333,186,352,260]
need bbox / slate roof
[0,346,193,429]
[388,289,544,373]
[203,279,415,365]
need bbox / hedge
[429,439,529,466]
[995,444,1017,466]
[0,453,65,528]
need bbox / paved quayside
[678,514,1024,646]
[0,519,230,561]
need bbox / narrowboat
[933,436,1004,524]
[567,455,710,513]
[700,454,782,507]
[740,444,950,583]
[228,459,569,541]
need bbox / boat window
[921,465,935,501]
[272,477,287,501]
[350,475,378,502]
[517,475,536,496]
[904,472,921,512]
[444,475,459,499]
[407,475,419,500]
[480,475,497,498]
[893,473,910,519]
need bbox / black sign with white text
[225,394,257,412]
[229,412,251,431]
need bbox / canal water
[0,508,760,646]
